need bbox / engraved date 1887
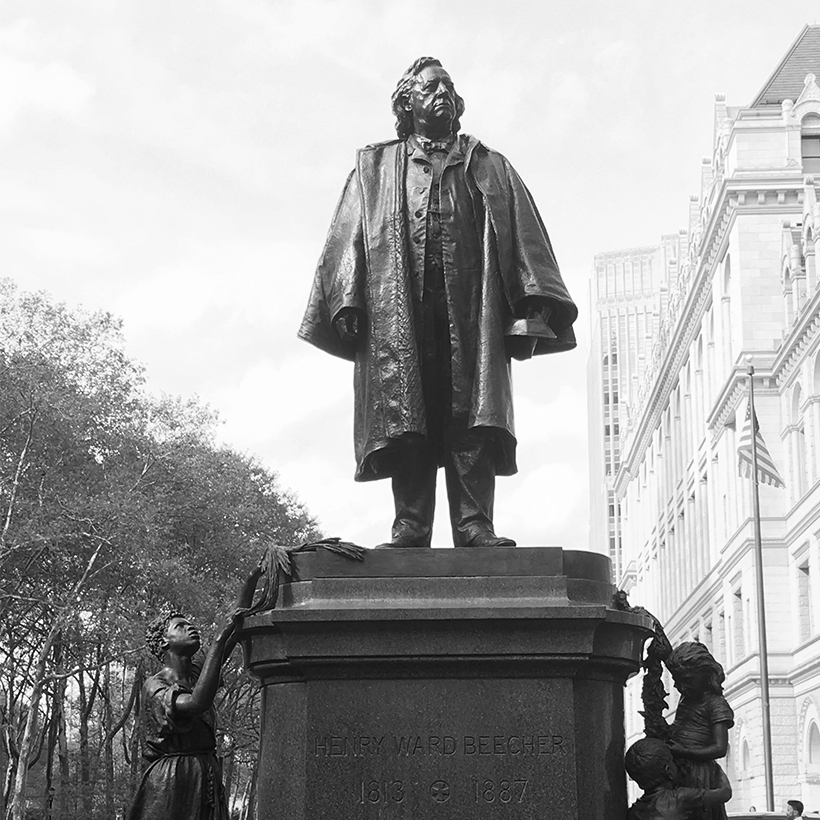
[471,778,528,804]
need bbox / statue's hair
[624,738,673,789]
[145,606,187,660]
[666,641,725,695]
[391,57,465,140]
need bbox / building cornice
[615,182,732,495]
[772,284,820,387]
[593,245,659,262]
[616,176,804,496]
[705,360,778,443]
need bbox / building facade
[588,240,681,579]
[590,25,820,810]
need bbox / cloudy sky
[2,1,818,551]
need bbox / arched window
[812,351,820,395]
[784,262,795,325]
[792,384,807,497]
[808,721,820,773]
[722,255,733,369]
[793,383,803,423]
[802,114,820,174]
[741,739,751,777]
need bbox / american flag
[737,401,785,488]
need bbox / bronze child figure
[300,56,577,548]
[666,642,735,820]
[127,566,262,820]
[626,738,732,820]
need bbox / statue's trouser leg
[390,443,437,546]
[444,426,496,547]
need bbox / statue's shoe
[374,537,431,549]
[462,532,516,548]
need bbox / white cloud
[541,70,589,136]
[275,450,393,545]
[495,463,587,549]
[514,384,587,444]
[217,355,351,452]
[114,238,309,336]
[23,228,104,264]
[0,56,93,129]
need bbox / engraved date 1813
[354,777,529,806]
[356,780,405,805]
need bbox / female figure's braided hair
[145,606,187,660]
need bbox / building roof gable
[751,24,820,108]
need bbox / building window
[716,611,726,665]
[732,588,744,664]
[703,621,713,652]
[604,424,611,437]
[808,722,820,773]
[798,562,813,642]
[608,504,615,518]
[803,133,820,174]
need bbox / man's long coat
[298,135,577,482]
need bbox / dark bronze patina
[127,568,262,820]
[299,57,578,548]
[617,593,734,819]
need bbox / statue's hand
[519,296,552,324]
[334,308,363,342]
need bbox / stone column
[721,295,732,372]
[810,397,820,484]
[242,548,651,820]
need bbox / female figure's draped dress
[128,669,229,820]
[670,692,734,820]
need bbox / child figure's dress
[670,692,734,820]
[127,668,229,820]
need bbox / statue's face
[672,668,706,698]
[164,615,201,657]
[407,65,457,137]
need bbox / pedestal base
[242,548,650,820]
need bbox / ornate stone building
[588,241,681,580]
[591,25,820,809]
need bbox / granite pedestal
[242,547,651,819]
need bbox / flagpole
[747,362,775,811]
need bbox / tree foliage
[0,279,319,819]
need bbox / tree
[0,279,319,819]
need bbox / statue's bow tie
[416,136,453,154]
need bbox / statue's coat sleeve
[297,170,366,362]
[472,150,578,354]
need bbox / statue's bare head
[392,57,465,140]
[666,641,725,696]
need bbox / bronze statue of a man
[299,57,578,548]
